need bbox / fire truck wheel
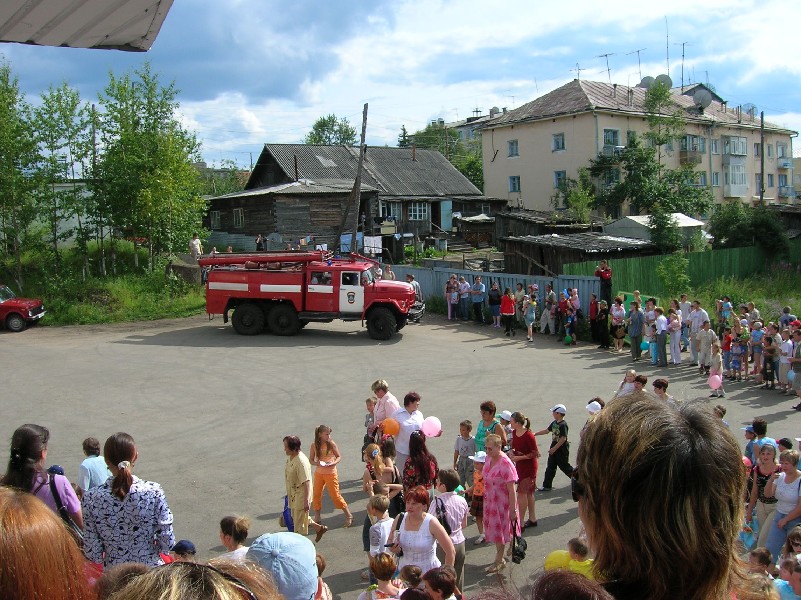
[232,303,265,335]
[367,307,396,340]
[395,315,408,331]
[267,304,300,336]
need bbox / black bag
[511,520,527,564]
[49,475,83,547]
[393,512,405,557]
[388,465,405,517]
[434,497,452,535]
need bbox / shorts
[793,371,801,391]
[469,494,484,518]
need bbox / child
[774,558,800,600]
[453,421,476,488]
[465,451,486,544]
[534,404,573,492]
[169,540,196,562]
[780,329,794,393]
[763,337,777,389]
[368,495,393,555]
[310,425,353,527]
[713,405,729,428]
[363,397,378,460]
[315,554,333,600]
[722,326,733,376]
[747,547,773,577]
[709,342,725,398]
[564,307,577,344]
[567,538,595,580]
[730,335,745,381]
[499,411,513,453]
[648,324,658,366]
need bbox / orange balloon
[382,418,400,437]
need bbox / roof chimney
[628,88,634,106]
[502,107,507,114]
[613,83,618,98]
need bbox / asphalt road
[3,314,798,596]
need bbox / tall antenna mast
[665,16,670,74]
[571,62,586,80]
[626,48,647,80]
[674,41,691,90]
[596,53,615,84]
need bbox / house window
[778,143,788,158]
[711,139,719,154]
[725,164,747,186]
[779,174,788,187]
[665,138,674,152]
[626,130,637,144]
[768,173,775,187]
[507,139,519,157]
[754,143,761,157]
[210,210,221,229]
[712,172,720,187]
[681,135,706,152]
[509,176,521,193]
[723,136,747,155]
[379,200,402,220]
[688,172,708,186]
[603,129,620,146]
[604,168,620,187]
[407,202,429,221]
[553,171,567,189]
[233,208,244,228]
[755,174,762,190]
[552,133,565,151]
[767,144,773,158]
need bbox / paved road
[3,315,797,596]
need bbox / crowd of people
[5,337,801,600]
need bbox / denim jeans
[765,511,801,560]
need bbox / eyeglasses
[571,468,584,502]
[792,540,801,548]
[158,562,258,600]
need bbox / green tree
[94,62,204,271]
[648,207,682,253]
[656,252,690,298]
[409,122,461,158]
[197,159,246,197]
[304,114,357,145]
[32,82,92,274]
[0,61,41,290]
[707,203,789,256]
[551,167,595,222]
[454,151,483,191]
[397,125,410,148]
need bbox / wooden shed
[495,208,603,243]
[501,232,657,276]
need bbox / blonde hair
[485,434,501,450]
[366,396,378,407]
[364,443,384,476]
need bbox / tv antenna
[571,62,586,80]
[596,53,615,84]
[674,41,691,89]
[665,17,670,74]
[626,48,647,80]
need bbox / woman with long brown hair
[309,424,352,528]
[82,432,175,567]
[0,487,95,600]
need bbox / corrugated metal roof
[251,144,483,197]
[213,179,377,200]
[0,0,173,51]
[500,208,605,225]
[484,80,795,134]
[608,212,705,228]
[503,232,654,252]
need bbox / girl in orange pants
[310,425,353,527]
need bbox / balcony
[779,185,795,198]
[778,158,792,169]
[679,150,703,166]
[723,184,748,198]
[602,145,625,157]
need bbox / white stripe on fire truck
[208,282,249,292]
[259,284,302,293]
[307,285,334,294]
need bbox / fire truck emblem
[347,292,356,304]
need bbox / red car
[0,284,46,332]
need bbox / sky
[2,0,800,168]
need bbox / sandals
[344,515,353,528]
[315,524,328,543]
[485,559,506,574]
[522,519,538,529]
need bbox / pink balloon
[421,416,442,437]
[708,375,722,390]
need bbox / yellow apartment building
[481,79,796,215]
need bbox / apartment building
[481,79,796,214]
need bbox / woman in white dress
[387,485,454,573]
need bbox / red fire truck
[198,251,423,340]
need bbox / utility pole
[344,103,368,254]
[760,111,765,204]
[674,41,691,90]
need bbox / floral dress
[481,453,520,544]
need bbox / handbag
[280,495,295,532]
[48,475,83,547]
[511,519,527,564]
[388,465,405,517]
[434,497,452,535]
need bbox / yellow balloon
[544,550,571,571]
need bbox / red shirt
[500,295,516,315]
[722,333,733,351]
[511,429,539,479]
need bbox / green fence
[562,242,801,297]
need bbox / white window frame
[233,208,244,228]
[379,200,402,220]
[778,143,788,158]
[712,172,720,187]
[755,173,762,190]
[768,173,775,187]
[553,171,567,189]
[754,143,761,157]
[723,136,747,156]
[603,129,620,146]
[210,210,221,229]
[407,202,429,222]
[767,144,773,158]
[552,133,565,152]
[507,139,519,157]
[724,164,747,186]
[779,173,788,187]
[711,139,719,154]
[509,176,521,193]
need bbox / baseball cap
[247,532,317,600]
[550,404,567,415]
[468,451,487,463]
[171,540,196,556]
[499,410,513,422]
[741,426,755,434]
[586,401,603,415]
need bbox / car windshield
[0,285,16,303]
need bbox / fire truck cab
[199,251,423,340]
